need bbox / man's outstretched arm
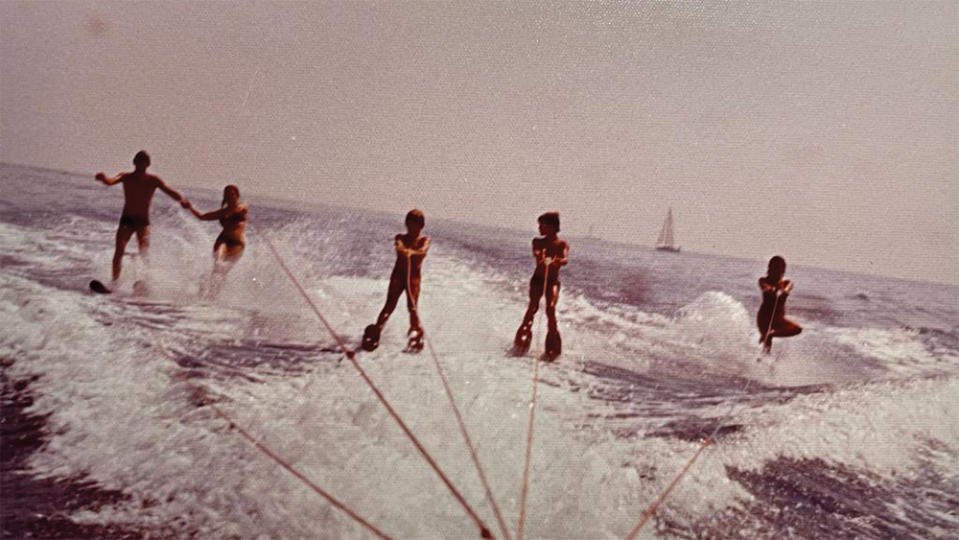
[95,172,125,186]
[155,178,190,208]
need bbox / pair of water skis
[511,323,562,362]
[89,279,149,297]
[361,324,424,354]
[360,323,562,361]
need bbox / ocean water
[1,162,957,539]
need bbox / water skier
[757,255,803,354]
[186,184,248,298]
[95,150,191,283]
[513,211,569,360]
[362,209,430,352]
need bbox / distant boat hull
[656,245,681,253]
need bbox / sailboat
[655,208,681,252]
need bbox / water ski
[512,323,532,356]
[91,279,149,296]
[89,279,112,294]
[405,327,424,353]
[543,330,562,362]
[361,324,381,352]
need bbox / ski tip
[361,324,381,352]
[89,279,111,294]
[404,328,424,353]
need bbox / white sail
[656,208,680,252]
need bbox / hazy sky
[2,1,956,283]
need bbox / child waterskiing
[757,255,803,355]
[362,209,430,352]
[513,212,569,360]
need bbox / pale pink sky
[2,1,956,283]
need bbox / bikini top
[219,207,247,227]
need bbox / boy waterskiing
[362,209,430,352]
[513,212,569,360]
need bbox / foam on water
[5,248,956,537]
[3,164,957,538]
[0,261,651,537]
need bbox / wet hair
[133,150,150,167]
[768,255,786,274]
[221,184,240,208]
[538,211,560,232]
[405,208,425,228]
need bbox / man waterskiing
[93,150,191,291]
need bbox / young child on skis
[513,211,569,360]
[362,209,430,352]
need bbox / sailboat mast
[664,208,674,246]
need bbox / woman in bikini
[757,255,802,354]
[187,184,247,297]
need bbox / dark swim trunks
[119,215,150,228]
[530,275,560,288]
